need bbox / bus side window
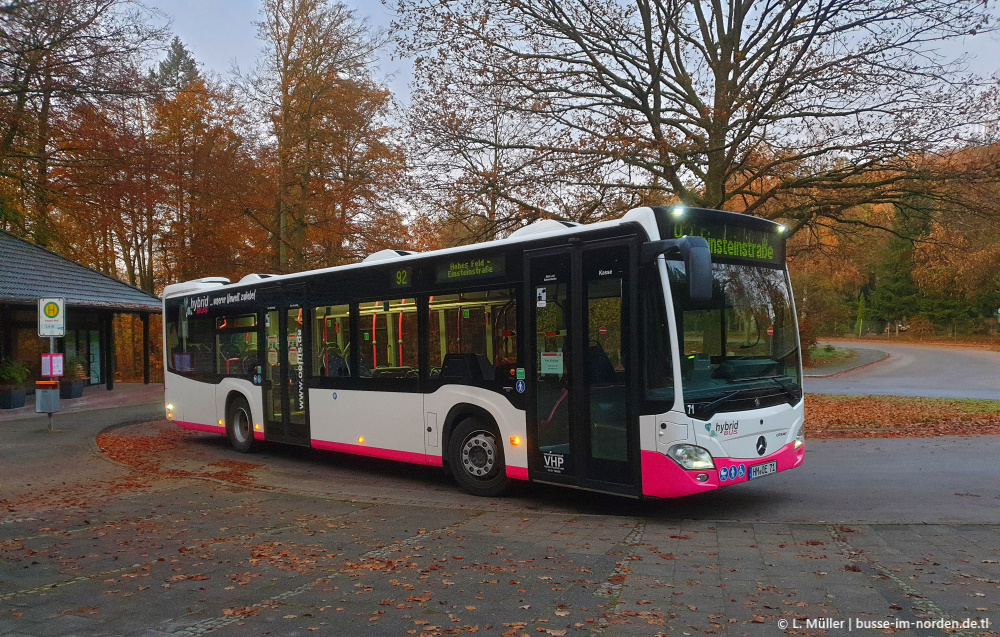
[643,274,673,401]
[427,288,517,383]
[313,305,351,378]
[215,314,258,377]
[357,299,418,380]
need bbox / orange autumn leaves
[806,395,1000,438]
[96,426,264,486]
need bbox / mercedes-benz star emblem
[755,435,767,456]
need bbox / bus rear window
[165,300,214,377]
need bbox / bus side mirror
[681,237,712,301]
[641,236,712,301]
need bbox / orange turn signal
[510,436,521,446]
[358,436,365,444]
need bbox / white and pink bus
[162,206,804,498]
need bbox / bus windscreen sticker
[540,352,563,375]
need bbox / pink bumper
[641,442,805,499]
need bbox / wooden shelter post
[141,313,150,385]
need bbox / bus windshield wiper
[693,390,741,417]
[744,375,799,400]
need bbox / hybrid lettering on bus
[162,206,805,499]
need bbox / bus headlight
[794,425,805,450]
[667,444,715,470]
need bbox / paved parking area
[804,341,1000,399]
[1,406,997,636]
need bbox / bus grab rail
[641,236,712,301]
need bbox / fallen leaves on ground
[96,423,264,486]
[248,542,327,572]
[59,606,99,616]
[807,395,1000,438]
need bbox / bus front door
[263,286,311,445]
[526,239,640,496]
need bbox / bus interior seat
[439,353,494,383]
[476,354,495,381]
[241,350,259,375]
[324,344,349,377]
[371,366,413,379]
[588,342,617,385]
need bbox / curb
[804,349,890,378]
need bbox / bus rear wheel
[227,395,254,453]
[449,417,509,497]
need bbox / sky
[148,0,413,100]
[149,0,999,107]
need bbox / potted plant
[0,358,30,409]
[60,355,88,399]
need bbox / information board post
[37,298,65,430]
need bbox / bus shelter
[0,231,161,390]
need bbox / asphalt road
[804,340,1000,399]
[1,404,997,636]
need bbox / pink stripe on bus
[311,439,444,468]
[174,421,226,435]
[506,466,529,481]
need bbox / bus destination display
[436,254,506,283]
[656,210,785,266]
[391,266,412,288]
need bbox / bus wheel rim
[461,432,496,478]
[234,407,250,443]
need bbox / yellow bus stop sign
[38,297,66,337]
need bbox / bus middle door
[263,285,311,445]
[525,238,640,496]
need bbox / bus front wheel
[449,417,509,497]
[227,395,254,453]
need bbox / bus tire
[226,395,254,453]
[448,417,509,497]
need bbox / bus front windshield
[667,260,801,417]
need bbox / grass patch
[804,344,855,368]
[807,394,1000,438]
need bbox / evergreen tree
[151,36,200,93]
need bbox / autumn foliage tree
[53,87,161,291]
[3,0,998,352]
[245,0,407,271]
[395,0,998,235]
[150,76,270,284]
[0,0,164,246]
[786,143,1000,338]
[406,56,658,244]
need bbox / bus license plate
[748,461,777,480]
